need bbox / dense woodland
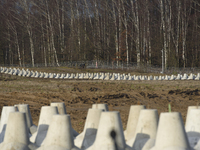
[0,0,200,68]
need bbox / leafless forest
[0,0,199,69]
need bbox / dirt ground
[0,67,200,133]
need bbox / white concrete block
[38,115,80,150]
[124,105,146,141]
[92,104,109,111]
[87,111,132,150]
[150,112,191,150]
[127,109,158,150]
[185,109,200,148]
[15,104,36,134]
[30,106,58,146]
[0,112,37,150]
[75,109,103,149]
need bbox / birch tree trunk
[14,28,21,66]
[163,0,168,69]
[76,0,81,55]
[70,0,74,61]
[130,0,140,67]
[41,17,47,67]
[7,27,12,65]
[45,0,59,66]
[181,0,191,68]
[147,1,151,66]
[20,0,35,67]
[112,0,119,66]
[61,0,65,56]
[135,0,140,67]
[56,0,64,59]
[160,0,166,71]
[121,0,129,66]
[84,5,87,60]
[118,0,122,64]
[93,0,101,61]
[171,0,181,67]
[27,26,35,67]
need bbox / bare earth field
[0,67,200,133]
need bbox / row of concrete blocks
[1,67,200,81]
[0,103,200,150]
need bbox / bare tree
[171,0,181,67]
[19,0,35,67]
[130,0,140,67]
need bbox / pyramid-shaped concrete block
[75,108,103,149]
[188,73,195,80]
[43,73,49,78]
[169,75,175,80]
[116,73,121,80]
[175,74,181,80]
[195,73,200,80]
[92,104,109,111]
[153,76,158,80]
[110,73,116,80]
[74,73,79,79]
[50,102,79,137]
[127,109,158,150]
[104,73,110,80]
[15,104,37,135]
[99,73,105,80]
[87,111,132,150]
[150,112,191,150]
[38,115,80,150]
[94,73,100,80]
[0,106,17,143]
[64,73,70,79]
[60,73,65,79]
[124,105,146,141]
[84,73,89,79]
[148,76,153,80]
[181,73,188,80]
[0,112,38,150]
[69,73,75,79]
[30,106,58,146]
[140,76,146,80]
[34,71,39,78]
[135,76,140,80]
[48,73,54,78]
[185,107,200,148]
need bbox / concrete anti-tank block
[0,106,17,143]
[127,109,159,150]
[92,104,109,111]
[75,108,103,149]
[30,106,58,146]
[50,102,67,114]
[38,114,80,150]
[150,112,191,150]
[50,102,79,137]
[15,104,36,135]
[87,111,132,150]
[124,105,146,141]
[185,108,200,148]
[0,112,37,150]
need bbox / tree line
[0,0,199,69]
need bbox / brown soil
[0,69,200,133]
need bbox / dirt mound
[168,89,199,96]
[88,87,100,92]
[102,93,129,99]
[71,87,82,92]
